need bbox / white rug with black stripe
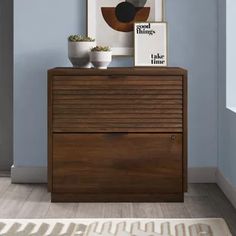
[0,218,232,236]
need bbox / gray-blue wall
[14,0,218,169]
[218,0,236,186]
[0,0,13,171]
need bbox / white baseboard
[216,169,236,209]
[0,171,10,177]
[188,167,217,183]
[11,165,47,183]
[11,166,217,184]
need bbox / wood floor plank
[102,203,133,218]
[0,177,11,196]
[132,203,164,218]
[185,183,210,197]
[160,203,190,218]
[45,202,78,218]
[0,184,33,218]
[184,196,221,218]
[16,185,50,218]
[76,203,105,218]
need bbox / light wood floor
[0,178,236,235]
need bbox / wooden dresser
[48,67,188,202]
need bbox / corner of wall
[216,169,236,209]
[216,0,220,177]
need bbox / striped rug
[0,218,232,236]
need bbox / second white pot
[90,51,112,69]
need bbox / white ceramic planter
[68,41,96,68]
[90,51,112,69]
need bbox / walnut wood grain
[53,76,182,84]
[183,70,188,192]
[53,113,183,119]
[48,67,187,76]
[53,94,183,100]
[52,193,184,202]
[53,90,183,95]
[48,71,53,192]
[53,127,183,133]
[48,67,188,202]
[52,133,183,195]
[52,75,183,133]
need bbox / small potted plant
[90,46,112,69]
[68,35,96,68]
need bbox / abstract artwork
[87,0,163,56]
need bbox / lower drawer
[52,133,183,195]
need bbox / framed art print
[87,0,164,56]
[134,22,167,66]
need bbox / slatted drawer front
[52,76,183,133]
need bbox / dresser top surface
[48,67,187,76]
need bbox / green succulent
[91,46,111,52]
[68,35,95,42]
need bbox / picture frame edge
[87,0,164,57]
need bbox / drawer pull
[171,135,176,141]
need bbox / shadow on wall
[0,0,13,171]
